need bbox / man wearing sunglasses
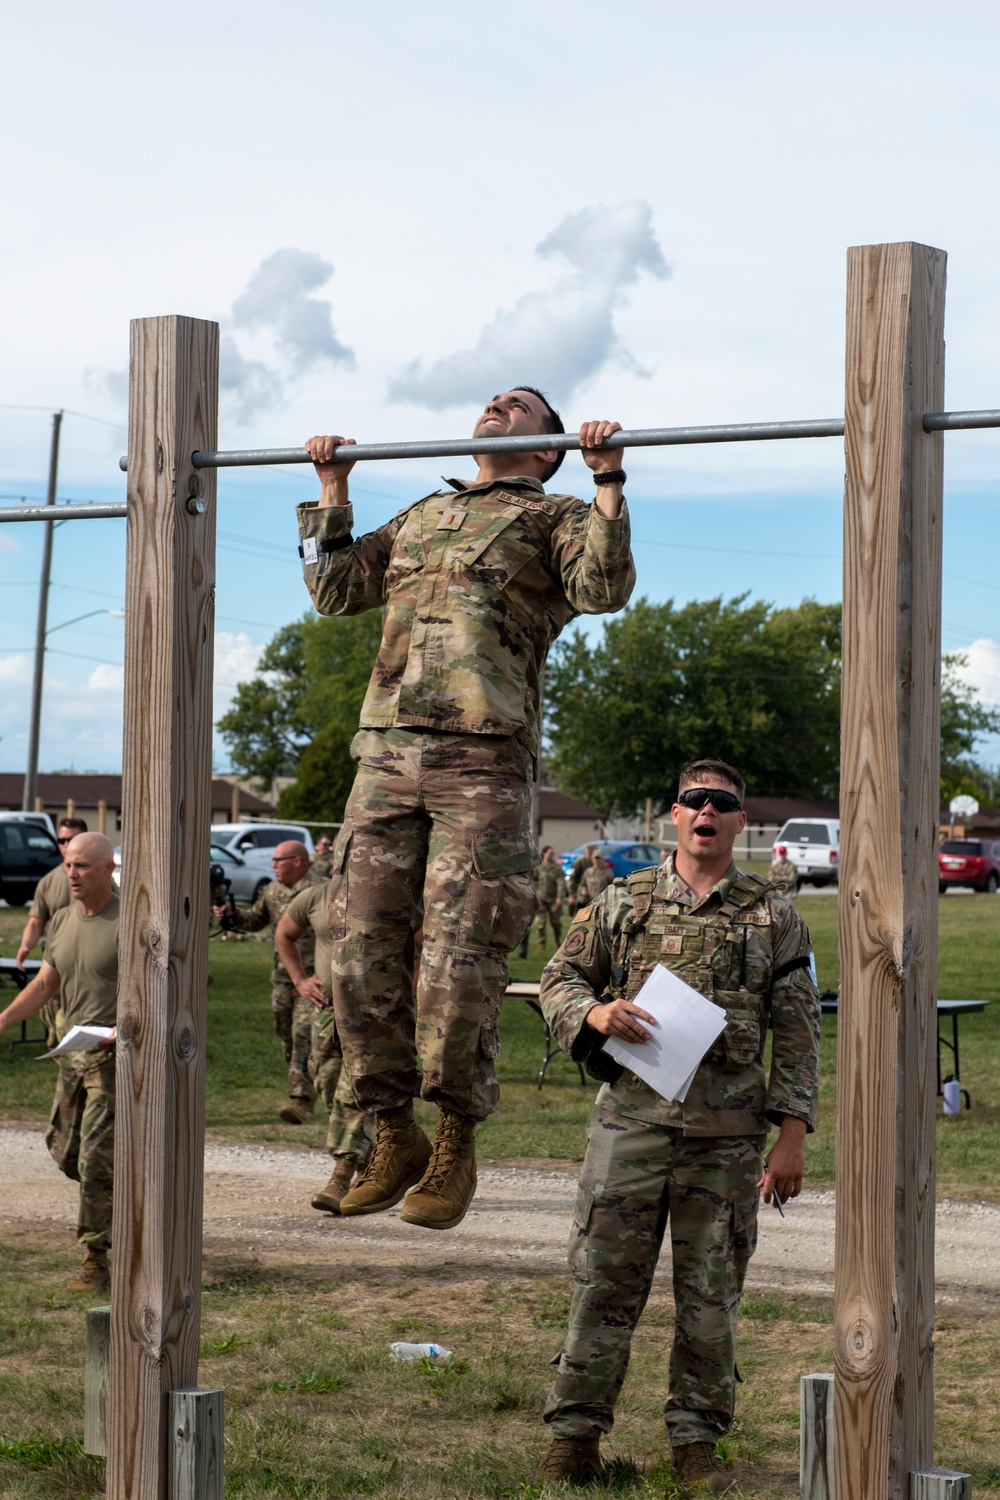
[535,759,820,1489]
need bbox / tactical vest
[597,865,783,1135]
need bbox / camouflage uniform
[540,854,820,1448]
[577,862,614,904]
[227,875,323,1103]
[567,853,593,911]
[535,860,568,946]
[298,473,635,1120]
[768,857,798,899]
[46,1019,116,1253]
[310,851,334,880]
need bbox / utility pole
[22,411,63,811]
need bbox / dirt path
[3,1126,998,1307]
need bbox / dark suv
[0,822,63,905]
[938,838,1000,893]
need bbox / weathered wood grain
[108,316,218,1500]
[83,1305,111,1456]
[169,1388,224,1500]
[837,243,946,1500]
[801,1373,835,1500]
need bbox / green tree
[545,595,842,816]
[276,724,356,823]
[940,653,1000,802]
[217,611,382,784]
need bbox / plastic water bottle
[390,1341,452,1361]
[942,1076,961,1116]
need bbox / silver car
[115,842,272,905]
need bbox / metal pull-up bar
[106,406,999,474]
[2,407,999,525]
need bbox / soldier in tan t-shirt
[276,882,374,1213]
[0,833,118,1294]
[15,817,89,1044]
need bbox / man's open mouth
[693,823,717,841]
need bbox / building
[0,773,276,836]
[533,787,606,853]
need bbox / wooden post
[169,1389,224,1500]
[230,781,239,824]
[837,243,946,1500]
[801,1373,835,1500]
[84,1305,111,1456]
[98,798,107,835]
[66,797,75,820]
[108,316,219,1500]
[910,1472,972,1500]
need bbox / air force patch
[563,928,588,957]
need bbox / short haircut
[677,759,746,803]
[59,817,88,835]
[512,385,565,480]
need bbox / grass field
[3,891,998,1196]
[1,893,999,1497]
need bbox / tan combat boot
[279,1097,314,1124]
[339,1104,432,1216]
[66,1248,110,1293]
[399,1110,477,1230]
[311,1159,356,1213]
[672,1441,733,1493]
[533,1436,603,1484]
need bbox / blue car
[558,839,664,883]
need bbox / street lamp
[21,607,125,812]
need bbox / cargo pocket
[716,991,762,1068]
[460,832,538,951]
[328,830,353,944]
[568,1184,596,1281]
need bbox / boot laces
[418,1116,471,1194]
[354,1115,410,1185]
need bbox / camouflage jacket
[309,853,334,880]
[296,474,635,759]
[535,861,567,904]
[578,863,614,902]
[539,854,820,1137]
[768,859,798,898]
[228,874,323,984]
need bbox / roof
[742,796,840,823]
[0,773,275,815]
[536,788,605,820]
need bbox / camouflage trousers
[272,980,315,1103]
[330,727,538,1121]
[45,1048,116,1253]
[310,1004,375,1164]
[535,900,563,946]
[544,1106,763,1448]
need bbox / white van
[772,818,840,888]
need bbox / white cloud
[0,654,33,687]
[951,638,1000,705]
[87,663,124,691]
[389,202,670,409]
[222,249,355,424]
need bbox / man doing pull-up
[296,387,636,1230]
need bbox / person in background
[567,843,598,912]
[534,846,568,953]
[0,834,119,1292]
[214,840,323,1123]
[16,816,90,1046]
[768,850,798,899]
[576,850,614,905]
[310,835,334,880]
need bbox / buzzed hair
[677,759,746,803]
[512,385,566,480]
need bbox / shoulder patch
[734,911,770,925]
[497,491,557,515]
[563,928,588,957]
[573,904,593,922]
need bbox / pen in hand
[763,1161,785,1217]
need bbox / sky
[2,0,1000,780]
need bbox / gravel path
[3,1127,998,1306]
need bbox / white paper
[37,1024,115,1059]
[603,964,727,1102]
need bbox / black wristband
[593,469,626,486]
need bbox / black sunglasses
[677,787,742,814]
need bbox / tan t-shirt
[30,864,71,923]
[45,895,120,1034]
[286,882,332,999]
